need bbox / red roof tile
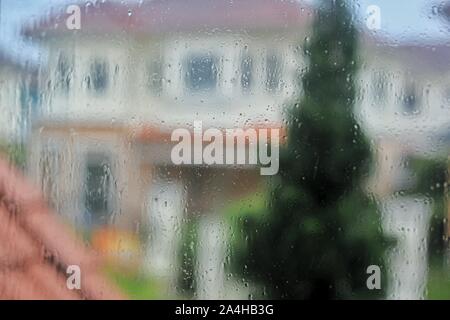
[0,158,125,300]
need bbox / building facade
[23,0,311,298]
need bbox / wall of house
[0,66,23,143]
[41,36,133,122]
[27,124,143,229]
[357,50,450,140]
[39,31,304,128]
[134,33,302,128]
[356,47,450,197]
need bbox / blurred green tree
[0,141,26,168]
[409,157,448,264]
[234,0,391,299]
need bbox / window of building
[266,53,282,92]
[184,54,218,92]
[89,58,109,93]
[56,53,72,93]
[241,55,253,92]
[402,81,420,114]
[148,60,163,96]
[84,153,113,226]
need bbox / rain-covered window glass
[444,88,450,104]
[266,52,281,92]
[372,71,387,103]
[39,145,61,209]
[148,60,163,96]
[241,55,253,92]
[89,58,109,94]
[56,53,72,93]
[2,0,450,303]
[84,153,113,226]
[185,54,218,92]
[402,81,420,114]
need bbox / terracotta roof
[133,123,287,144]
[0,157,125,300]
[23,0,313,38]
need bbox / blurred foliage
[177,218,199,297]
[105,266,163,300]
[0,141,26,168]
[233,0,392,299]
[408,157,448,263]
[426,262,450,300]
[226,192,267,222]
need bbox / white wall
[0,67,23,143]
[40,32,304,129]
[357,54,450,144]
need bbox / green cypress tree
[236,0,391,299]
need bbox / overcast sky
[0,0,449,63]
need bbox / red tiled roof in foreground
[0,158,125,300]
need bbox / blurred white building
[0,52,36,145]
[23,0,312,298]
[22,0,450,299]
[357,38,450,195]
[357,36,450,299]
